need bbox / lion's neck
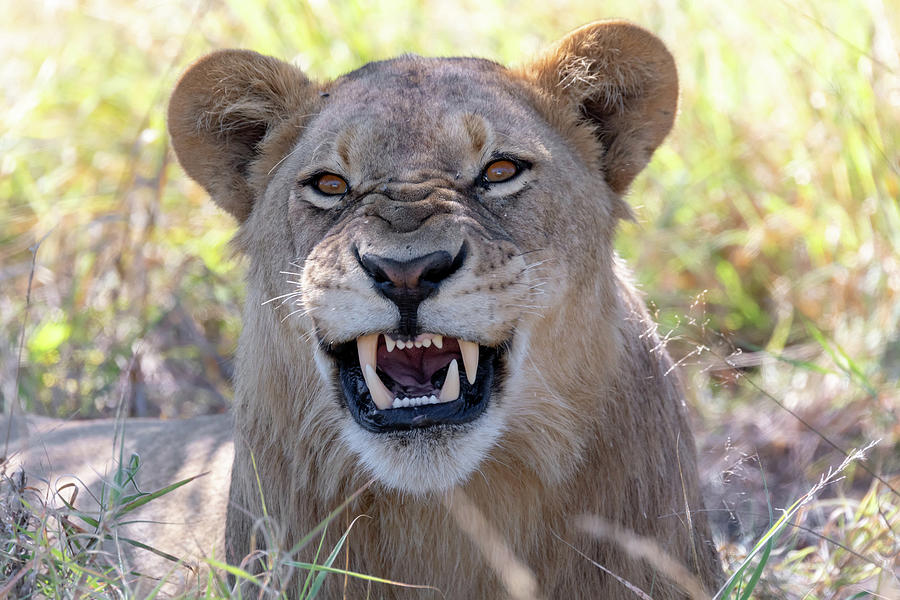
[230,263,695,594]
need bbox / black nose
[358,245,466,336]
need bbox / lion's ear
[168,50,317,221]
[526,21,678,195]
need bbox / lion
[4,20,721,599]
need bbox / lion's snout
[357,243,466,336]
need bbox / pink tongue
[376,340,461,395]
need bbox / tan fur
[7,21,721,599]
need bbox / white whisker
[262,291,303,305]
[281,306,314,323]
[300,328,318,345]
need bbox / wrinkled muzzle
[322,238,508,433]
[302,193,527,436]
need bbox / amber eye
[315,173,349,195]
[483,159,519,184]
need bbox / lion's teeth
[364,364,394,410]
[357,334,378,372]
[459,340,479,385]
[391,395,440,409]
[439,359,460,401]
[359,333,478,409]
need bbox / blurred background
[1,0,898,595]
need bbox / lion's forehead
[296,56,548,167]
[335,55,518,101]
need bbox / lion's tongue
[376,342,459,395]
[357,335,479,409]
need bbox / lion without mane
[7,20,721,599]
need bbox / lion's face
[271,58,612,491]
[168,22,678,494]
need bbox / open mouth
[330,333,503,433]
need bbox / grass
[1,441,889,598]
[0,439,431,599]
[0,440,200,597]
[1,0,898,597]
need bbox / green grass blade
[736,538,771,600]
[205,556,264,588]
[108,452,142,507]
[110,534,183,564]
[285,479,374,557]
[114,472,206,516]
[285,561,440,594]
[298,522,330,598]
[306,515,367,598]
[803,318,876,396]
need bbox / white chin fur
[340,411,504,494]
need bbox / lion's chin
[319,330,510,492]
[339,412,506,494]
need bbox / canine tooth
[364,364,394,410]
[459,340,479,385]
[422,338,432,348]
[433,335,443,349]
[385,336,396,352]
[357,334,378,372]
[439,359,460,402]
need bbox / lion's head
[168,21,677,495]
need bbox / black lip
[329,340,504,433]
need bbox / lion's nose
[358,245,466,335]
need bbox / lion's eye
[482,159,519,184]
[315,173,349,195]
